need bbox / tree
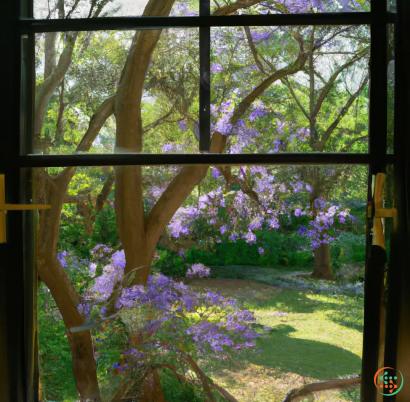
[209,22,369,279]
[34,0,369,398]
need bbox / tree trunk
[140,370,166,402]
[35,168,101,401]
[67,331,100,401]
[312,243,334,280]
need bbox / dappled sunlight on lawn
[195,279,363,402]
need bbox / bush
[331,233,366,271]
[151,249,188,278]
[183,230,313,268]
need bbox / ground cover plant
[31,0,383,400]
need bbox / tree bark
[36,168,101,401]
[139,370,166,402]
[282,376,360,402]
[312,242,334,280]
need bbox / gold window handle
[0,174,51,243]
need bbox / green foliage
[330,233,366,270]
[183,231,313,268]
[159,369,206,402]
[38,286,78,400]
[151,249,188,278]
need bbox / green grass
[200,285,363,402]
[39,268,363,401]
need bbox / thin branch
[76,96,115,152]
[230,49,310,125]
[339,135,368,152]
[217,166,261,206]
[282,78,310,120]
[142,108,175,134]
[313,27,354,51]
[312,48,369,119]
[243,26,267,75]
[316,74,369,151]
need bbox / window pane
[34,0,198,19]
[33,164,366,401]
[387,0,396,12]
[387,24,394,153]
[211,25,370,154]
[211,0,370,15]
[32,28,199,155]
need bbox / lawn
[39,266,364,401]
[186,271,363,402]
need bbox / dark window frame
[1,0,409,401]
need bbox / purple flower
[258,247,264,255]
[212,168,220,178]
[162,143,174,152]
[186,263,210,278]
[179,120,189,132]
[211,63,224,73]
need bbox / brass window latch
[0,174,51,243]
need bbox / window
[1,0,409,401]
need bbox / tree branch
[182,354,217,402]
[312,48,369,119]
[230,49,310,125]
[313,27,355,51]
[35,32,78,146]
[339,135,368,152]
[76,96,115,152]
[146,132,227,248]
[243,26,268,75]
[142,108,175,134]
[212,0,264,15]
[217,166,261,206]
[316,74,369,151]
[282,78,310,120]
[282,376,360,402]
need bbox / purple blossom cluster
[167,165,355,255]
[297,200,354,249]
[91,267,260,370]
[248,0,365,13]
[57,250,68,267]
[75,243,261,369]
[171,3,198,16]
[186,263,211,278]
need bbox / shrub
[331,233,366,271]
[151,249,188,278]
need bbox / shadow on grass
[246,289,341,314]
[327,314,364,333]
[248,324,362,380]
[326,298,364,332]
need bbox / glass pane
[211,0,369,14]
[33,164,366,401]
[211,25,370,154]
[387,0,396,12]
[387,24,394,154]
[34,0,199,19]
[32,28,199,155]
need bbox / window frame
[0,0,408,401]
